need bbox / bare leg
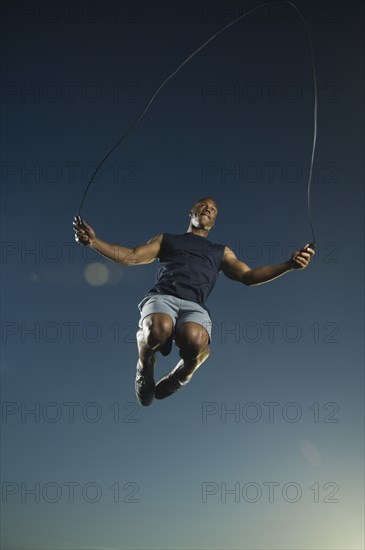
[137,313,174,371]
[135,313,173,406]
[174,322,210,381]
[155,322,210,399]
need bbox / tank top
[145,232,226,313]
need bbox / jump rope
[76,0,318,251]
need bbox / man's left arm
[221,245,315,286]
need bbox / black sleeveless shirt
[145,232,226,313]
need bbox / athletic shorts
[137,294,213,342]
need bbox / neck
[186,223,210,238]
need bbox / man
[73,197,315,406]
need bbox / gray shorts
[137,294,212,342]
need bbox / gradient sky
[1,1,364,549]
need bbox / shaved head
[192,197,218,211]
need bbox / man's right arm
[73,217,163,265]
[90,234,163,266]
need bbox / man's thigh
[138,295,178,332]
[175,299,212,344]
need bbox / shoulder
[221,246,238,265]
[147,234,164,245]
[223,245,235,257]
[147,233,183,244]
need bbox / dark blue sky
[1,1,364,549]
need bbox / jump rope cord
[77,0,317,247]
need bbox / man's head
[189,197,218,232]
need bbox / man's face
[189,198,218,230]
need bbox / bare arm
[73,216,162,266]
[91,234,162,265]
[221,245,315,286]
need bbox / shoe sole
[155,373,182,400]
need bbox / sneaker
[155,372,185,400]
[135,358,156,406]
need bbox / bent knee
[176,323,210,358]
[142,314,173,348]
